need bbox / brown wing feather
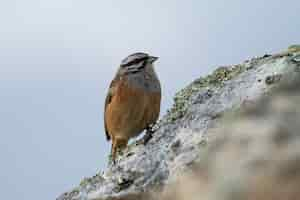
[104,92,112,141]
[104,75,120,141]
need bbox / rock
[288,44,300,53]
[265,74,282,85]
[57,46,300,200]
[160,78,300,200]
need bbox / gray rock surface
[57,47,300,200]
[160,76,300,200]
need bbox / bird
[104,52,161,163]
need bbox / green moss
[79,173,104,189]
[198,139,208,148]
[107,146,130,164]
[114,178,134,192]
[288,44,300,53]
[64,187,80,199]
[265,74,282,85]
[80,177,92,187]
[108,153,113,165]
[165,64,246,123]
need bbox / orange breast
[105,80,161,141]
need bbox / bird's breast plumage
[125,69,161,93]
[105,76,161,140]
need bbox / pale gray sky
[0,0,299,199]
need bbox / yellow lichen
[288,44,300,53]
[165,64,246,123]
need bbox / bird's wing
[104,75,119,141]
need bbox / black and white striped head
[120,52,158,73]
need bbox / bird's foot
[135,124,157,146]
[108,154,116,166]
[108,151,124,166]
[136,128,153,146]
[142,129,154,145]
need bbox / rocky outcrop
[57,46,300,200]
[161,78,300,200]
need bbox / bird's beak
[149,56,159,63]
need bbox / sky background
[0,0,299,199]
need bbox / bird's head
[119,52,159,73]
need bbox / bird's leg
[110,140,117,165]
[143,124,155,145]
[116,138,128,156]
[110,138,128,165]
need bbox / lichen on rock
[288,44,300,53]
[166,63,247,123]
[161,79,300,200]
